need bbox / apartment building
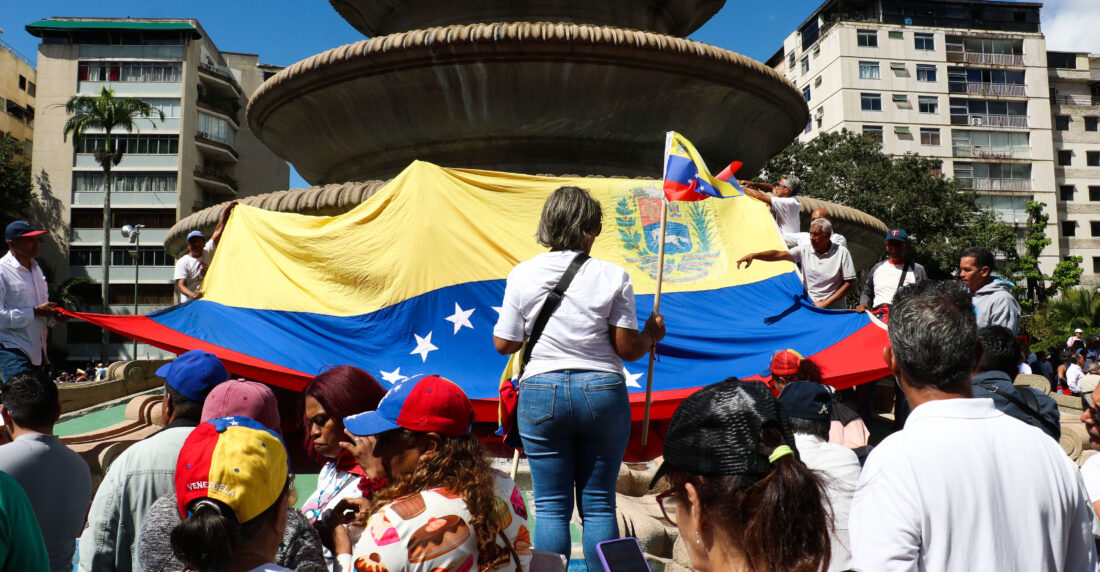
[767,0,1061,274]
[27,18,289,362]
[0,34,35,165]
[1049,52,1100,278]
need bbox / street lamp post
[121,224,144,359]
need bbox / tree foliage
[0,132,33,232]
[1005,200,1082,312]
[759,129,1016,278]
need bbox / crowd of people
[3,181,1100,572]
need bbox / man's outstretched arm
[736,250,794,269]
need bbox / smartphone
[596,537,651,572]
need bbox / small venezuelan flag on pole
[662,131,743,201]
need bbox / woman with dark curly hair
[652,379,832,572]
[300,366,387,569]
[339,375,531,572]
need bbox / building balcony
[70,227,169,245]
[78,44,185,60]
[192,166,238,195]
[958,177,1032,191]
[75,153,179,170]
[951,145,1029,160]
[72,191,178,208]
[1050,94,1099,106]
[195,100,239,128]
[68,265,175,283]
[197,62,243,99]
[950,114,1028,129]
[194,134,239,163]
[77,81,182,97]
[949,82,1026,98]
[946,51,1024,67]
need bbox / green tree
[62,87,163,360]
[1005,200,1082,312]
[0,132,33,232]
[1040,286,1100,334]
[760,129,1017,278]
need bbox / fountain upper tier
[330,0,725,37]
[248,23,808,185]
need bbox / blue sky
[1,0,1085,189]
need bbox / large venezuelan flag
[71,161,889,422]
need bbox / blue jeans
[518,370,630,572]
[0,347,35,383]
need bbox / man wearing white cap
[173,201,236,303]
[1068,328,1084,347]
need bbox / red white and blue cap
[885,229,909,243]
[175,416,289,523]
[344,375,473,437]
[5,221,45,242]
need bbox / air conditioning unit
[970,116,984,126]
[814,107,824,118]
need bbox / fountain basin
[247,22,808,185]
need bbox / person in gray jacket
[959,246,1021,333]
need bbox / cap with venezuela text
[344,375,473,437]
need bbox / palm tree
[1043,285,1100,333]
[62,87,164,361]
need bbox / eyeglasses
[655,489,679,525]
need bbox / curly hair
[369,430,510,571]
[663,424,831,572]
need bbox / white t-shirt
[494,251,637,380]
[173,240,215,303]
[789,243,856,309]
[794,433,861,572]
[870,261,920,307]
[771,196,801,237]
[1069,363,1086,393]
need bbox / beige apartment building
[768,0,1065,275]
[1049,51,1100,278]
[27,18,289,362]
[0,34,35,165]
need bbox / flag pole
[640,198,669,447]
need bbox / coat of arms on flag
[614,182,721,283]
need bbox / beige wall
[223,52,288,200]
[0,43,36,165]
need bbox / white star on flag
[491,306,502,314]
[623,369,644,389]
[410,332,438,362]
[444,302,476,334]
[380,367,409,385]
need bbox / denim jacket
[78,420,197,572]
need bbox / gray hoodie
[973,278,1021,333]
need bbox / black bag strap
[975,381,1059,437]
[895,261,912,292]
[521,252,590,368]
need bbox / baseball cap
[156,350,229,402]
[1076,328,1084,333]
[344,375,473,437]
[771,349,803,377]
[187,230,205,241]
[175,416,289,522]
[5,221,45,242]
[201,379,280,431]
[651,380,798,487]
[885,229,909,243]
[777,382,833,421]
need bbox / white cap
[1077,328,1084,333]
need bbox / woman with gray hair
[493,185,665,571]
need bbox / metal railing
[949,82,1026,97]
[951,114,1028,129]
[1049,94,1098,106]
[957,177,1031,191]
[952,144,1029,160]
[0,37,35,69]
[945,51,1025,66]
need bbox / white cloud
[1043,0,1100,53]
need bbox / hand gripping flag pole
[641,132,742,446]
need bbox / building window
[77,61,183,83]
[26,82,35,97]
[814,76,822,87]
[18,75,26,90]
[1063,221,1077,237]
[916,65,937,82]
[76,135,179,155]
[802,86,811,101]
[1056,115,1070,131]
[857,29,878,47]
[1062,185,1075,201]
[788,52,795,69]
[69,246,102,266]
[861,93,882,111]
[888,31,903,39]
[1094,257,1100,274]
[1087,117,1099,132]
[70,208,176,229]
[1059,150,1073,166]
[920,128,941,146]
[73,172,177,193]
[862,125,883,143]
[110,246,172,267]
[914,33,935,51]
[918,96,939,114]
[859,61,880,79]
[1090,151,1100,167]
[197,112,238,146]
[1092,186,1100,201]
[801,56,809,75]
[804,121,812,134]
[1091,222,1100,237]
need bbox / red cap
[344,375,473,437]
[770,349,803,376]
